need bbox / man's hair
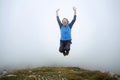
[62,18,69,24]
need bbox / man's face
[62,18,68,26]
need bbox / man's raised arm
[56,9,62,27]
[69,7,77,28]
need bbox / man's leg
[59,40,65,53]
[64,40,72,55]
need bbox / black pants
[59,40,72,53]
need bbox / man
[56,7,77,56]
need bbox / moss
[0,67,118,80]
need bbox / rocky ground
[0,67,119,80]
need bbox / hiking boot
[63,51,66,56]
[65,51,69,55]
[63,51,69,56]
[63,51,67,56]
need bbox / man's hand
[73,7,76,15]
[56,9,60,13]
[56,9,60,16]
[73,7,76,11]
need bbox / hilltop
[0,67,119,80]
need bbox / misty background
[0,0,120,74]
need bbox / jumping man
[56,7,77,56]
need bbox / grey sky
[0,0,120,74]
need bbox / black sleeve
[69,15,76,29]
[57,16,62,28]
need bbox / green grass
[0,67,118,80]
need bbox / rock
[58,71,61,74]
[7,74,17,77]
[2,70,7,75]
[29,70,32,73]
[28,75,37,80]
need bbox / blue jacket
[57,15,76,40]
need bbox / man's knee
[65,44,71,51]
[65,48,70,52]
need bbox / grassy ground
[0,67,118,80]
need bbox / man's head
[62,18,69,26]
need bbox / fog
[0,0,120,74]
